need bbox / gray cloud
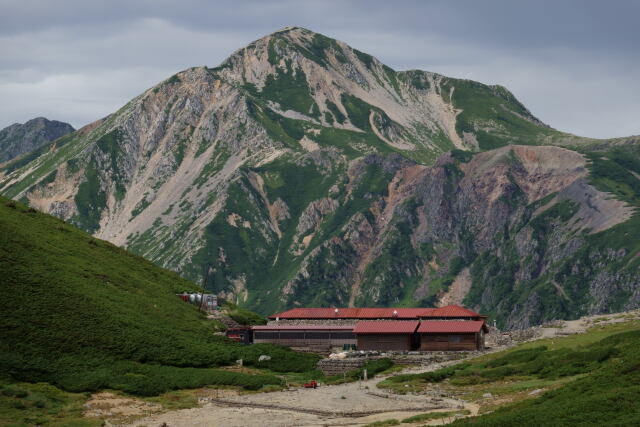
[0,0,638,138]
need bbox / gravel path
[127,362,468,427]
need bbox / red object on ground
[303,380,318,388]
[226,334,242,342]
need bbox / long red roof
[268,305,481,319]
[417,320,487,333]
[429,305,484,318]
[251,325,353,331]
[353,320,419,334]
[268,307,430,319]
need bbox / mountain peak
[0,117,74,163]
[220,26,344,66]
[271,25,314,35]
[264,26,323,41]
[215,25,384,95]
[5,29,634,331]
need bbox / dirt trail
[84,392,161,418]
[536,310,640,340]
[127,361,470,427]
[368,110,413,150]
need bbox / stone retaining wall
[316,358,367,376]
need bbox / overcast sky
[1,0,638,138]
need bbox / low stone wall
[485,326,542,347]
[387,351,482,365]
[317,358,367,376]
[203,397,446,417]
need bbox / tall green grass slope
[0,197,318,396]
[381,321,640,426]
[452,329,640,426]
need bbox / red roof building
[353,321,420,334]
[268,307,432,320]
[258,305,489,352]
[426,305,484,319]
[252,325,354,331]
[268,305,483,320]
[417,320,488,334]
[251,324,356,349]
[418,320,487,351]
[352,321,420,351]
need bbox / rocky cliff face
[1,27,638,328]
[0,117,74,163]
[266,143,640,328]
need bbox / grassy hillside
[221,301,267,325]
[0,382,99,427]
[0,196,318,398]
[379,319,640,426]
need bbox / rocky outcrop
[0,117,74,163]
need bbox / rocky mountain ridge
[1,27,638,328]
[0,117,74,163]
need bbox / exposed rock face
[439,268,472,307]
[1,27,639,328]
[0,117,74,163]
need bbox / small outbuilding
[353,321,419,351]
[176,292,217,312]
[418,320,488,351]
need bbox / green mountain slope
[0,196,316,397]
[0,27,638,327]
[380,318,640,426]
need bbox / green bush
[363,358,394,376]
[387,362,471,384]
[343,358,394,381]
[241,344,321,372]
[222,301,267,326]
[485,346,547,367]
[402,410,469,423]
[450,149,474,163]
[53,361,284,396]
[2,385,28,398]
[363,419,400,427]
